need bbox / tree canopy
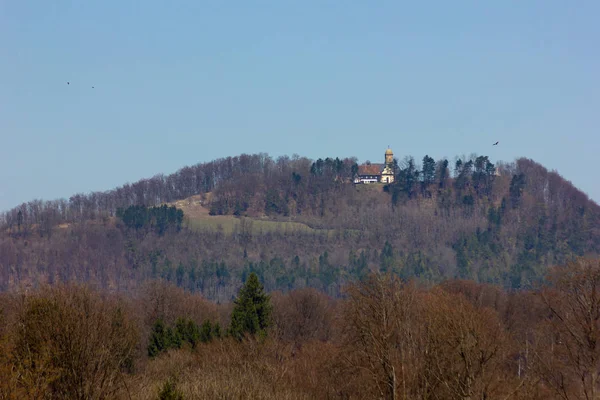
[229,272,272,340]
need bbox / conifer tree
[421,155,436,188]
[200,320,213,343]
[228,272,272,340]
[380,241,396,274]
[174,318,200,348]
[148,319,181,357]
[148,319,170,358]
[213,322,223,338]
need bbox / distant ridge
[0,153,598,296]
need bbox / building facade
[354,164,381,184]
[354,148,396,184]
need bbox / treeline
[0,152,505,229]
[387,155,495,203]
[0,154,598,294]
[2,259,600,399]
[0,154,358,232]
[208,155,358,217]
[1,152,594,235]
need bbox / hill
[0,153,599,300]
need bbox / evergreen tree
[380,241,396,273]
[421,155,436,188]
[228,272,272,340]
[349,250,368,279]
[265,189,288,215]
[436,159,449,189]
[174,317,200,348]
[213,322,223,338]
[186,319,200,347]
[391,157,420,205]
[167,323,182,349]
[472,155,495,196]
[510,173,526,208]
[351,163,359,180]
[176,262,185,287]
[117,204,184,234]
[454,158,473,195]
[454,159,463,177]
[148,319,171,358]
[403,157,419,197]
[392,157,400,175]
[200,320,213,343]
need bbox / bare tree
[11,285,139,399]
[422,288,510,400]
[534,258,600,400]
[272,288,335,347]
[342,274,420,400]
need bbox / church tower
[381,147,395,184]
[385,148,394,166]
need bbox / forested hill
[1,153,599,300]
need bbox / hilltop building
[355,163,381,184]
[381,148,395,184]
[354,148,396,184]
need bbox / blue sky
[1,1,598,210]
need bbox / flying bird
[92,86,95,89]
[493,141,499,146]
[67,82,70,85]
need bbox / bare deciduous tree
[11,285,139,399]
[342,274,419,400]
[534,258,600,400]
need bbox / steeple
[382,147,395,184]
[385,147,394,166]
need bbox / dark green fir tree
[228,272,272,340]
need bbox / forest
[0,152,599,398]
[2,258,600,399]
[0,152,598,299]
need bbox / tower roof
[385,148,393,155]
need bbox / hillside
[1,153,599,300]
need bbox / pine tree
[380,241,396,273]
[200,320,213,343]
[148,319,171,358]
[185,319,200,347]
[228,272,272,340]
[174,318,200,348]
[213,322,223,338]
[421,155,436,190]
[436,159,449,189]
[510,173,526,208]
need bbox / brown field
[170,195,324,235]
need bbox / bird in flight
[92,86,95,89]
[493,141,499,146]
[67,82,70,85]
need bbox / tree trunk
[387,365,396,400]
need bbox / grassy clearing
[185,215,318,235]
[171,194,325,235]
